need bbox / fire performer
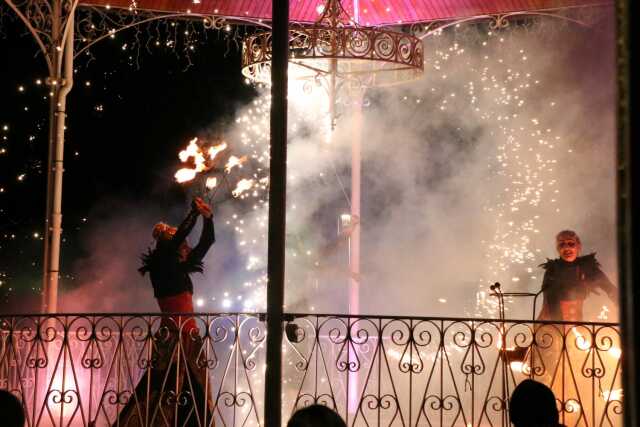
[114,196,215,427]
[537,230,617,322]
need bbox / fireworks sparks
[208,142,228,160]
[225,155,247,173]
[423,30,567,317]
[165,94,274,311]
[194,77,333,312]
[0,9,618,327]
[207,28,568,315]
[232,178,254,198]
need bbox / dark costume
[537,253,616,321]
[114,206,215,427]
[533,253,617,393]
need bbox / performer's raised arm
[188,198,216,263]
[168,201,200,249]
[149,201,199,254]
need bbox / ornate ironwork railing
[0,313,622,426]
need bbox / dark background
[0,13,254,311]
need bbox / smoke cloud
[63,10,618,322]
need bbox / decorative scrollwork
[49,388,78,405]
[358,393,402,425]
[202,15,226,30]
[489,14,511,30]
[294,393,337,410]
[218,390,254,408]
[0,313,622,427]
[101,389,132,406]
[422,394,463,420]
[195,336,219,370]
[241,0,422,88]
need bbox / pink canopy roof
[80,0,609,25]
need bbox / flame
[175,138,225,183]
[232,179,254,197]
[178,137,199,162]
[175,168,197,183]
[225,155,247,173]
[208,142,228,160]
[194,151,207,172]
[205,177,218,189]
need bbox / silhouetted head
[0,390,25,427]
[287,404,347,427]
[152,222,191,261]
[510,379,560,427]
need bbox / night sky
[0,14,254,311]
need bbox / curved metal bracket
[412,5,607,40]
[74,7,271,60]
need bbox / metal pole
[329,58,337,130]
[349,94,362,318]
[40,0,61,313]
[42,7,74,313]
[347,93,363,416]
[265,0,288,425]
[41,84,57,312]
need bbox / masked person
[537,230,617,322]
[532,230,617,401]
[114,197,215,427]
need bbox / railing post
[265,0,289,426]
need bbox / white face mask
[557,238,580,262]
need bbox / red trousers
[157,291,198,333]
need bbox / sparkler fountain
[241,0,423,415]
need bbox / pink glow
[78,0,607,26]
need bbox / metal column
[265,0,289,426]
[42,4,75,313]
[347,94,363,416]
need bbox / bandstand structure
[0,0,636,426]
